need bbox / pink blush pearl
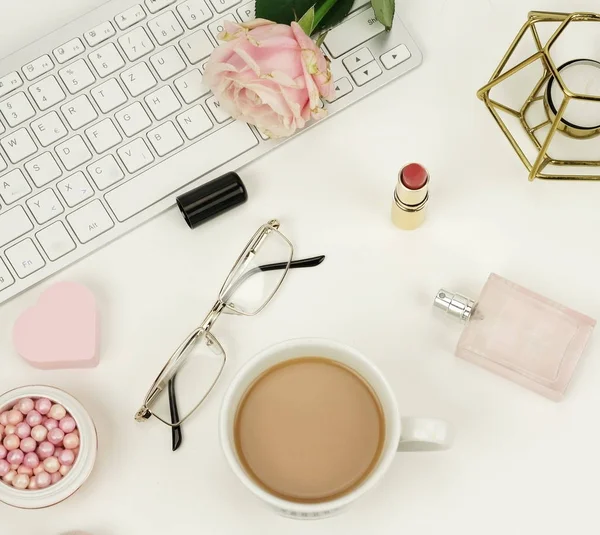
[43,456,60,474]
[3,470,16,484]
[17,398,34,415]
[43,418,58,431]
[17,466,33,476]
[35,398,52,415]
[7,409,23,425]
[49,404,67,421]
[20,437,37,453]
[28,478,38,490]
[3,434,20,451]
[48,428,64,446]
[6,449,24,466]
[13,473,30,489]
[63,433,80,450]
[15,422,31,439]
[59,465,71,477]
[50,473,62,485]
[0,460,9,477]
[4,424,16,436]
[31,425,48,442]
[23,452,40,469]
[25,410,43,427]
[0,445,6,459]
[35,471,51,489]
[58,449,75,467]
[37,441,55,460]
[59,416,77,434]
[0,412,8,426]
[33,465,45,475]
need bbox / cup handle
[397,417,453,452]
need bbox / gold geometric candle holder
[477,11,600,181]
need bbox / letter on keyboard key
[29,76,66,111]
[237,2,254,22]
[26,189,65,225]
[6,239,45,278]
[25,152,62,187]
[36,222,76,261]
[117,138,155,173]
[147,121,184,156]
[0,72,23,99]
[61,95,98,129]
[206,96,230,123]
[116,102,152,137]
[178,0,213,29]
[31,112,68,147]
[67,199,114,243]
[145,0,177,13]
[87,154,125,190]
[85,118,122,153]
[0,259,15,291]
[1,129,37,164]
[85,21,117,47]
[150,47,187,80]
[22,55,54,81]
[56,135,93,171]
[324,8,385,58]
[174,69,209,103]
[180,30,213,64]
[209,0,240,14]
[145,86,181,120]
[177,105,213,139]
[0,169,32,204]
[0,92,36,127]
[0,206,33,248]
[121,63,157,97]
[58,171,94,207]
[106,121,258,221]
[115,5,147,30]
[208,14,237,39]
[91,78,128,113]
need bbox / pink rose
[204,19,335,139]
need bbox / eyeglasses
[135,219,324,450]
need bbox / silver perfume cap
[433,289,475,323]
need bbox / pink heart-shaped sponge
[13,282,99,370]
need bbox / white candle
[548,59,600,129]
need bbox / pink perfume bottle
[434,273,596,401]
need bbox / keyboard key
[119,27,155,61]
[0,154,6,172]
[0,206,33,247]
[0,92,36,127]
[324,8,385,58]
[25,152,62,187]
[237,2,254,22]
[350,59,382,86]
[61,95,98,129]
[87,154,125,190]
[91,78,128,113]
[178,0,213,29]
[116,4,147,30]
[343,48,373,73]
[67,199,114,243]
[145,0,177,13]
[6,239,45,278]
[150,46,186,80]
[59,59,96,94]
[106,121,257,221]
[30,111,68,147]
[180,29,213,64]
[329,77,353,102]
[0,72,23,99]
[177,105,212,139]
[0,169,32,204]
[1,129,37,164]
[85,21,117,47]
[209,14,237,40]
[209,0,240,14]
[174,69,209,103]
[36,222,76,261]
[117,138,155,172]
[89,43,126,77]
[148,11,184,45]
[121,62,157,97]
[56,135,93,171]
[22,55,54,81]
[57,171,94,207]
[0,259,15,291]
[381,44,411,70]
[27,189,64,224]
[206,96,230,123]
[53,38,86,64]
[116,102,152,137]
[29,76,66,111]
[85,118,122,153]
[145,86,181,120]
[147,121,184,156]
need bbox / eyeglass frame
[134,219,294,427]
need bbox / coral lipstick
[391,163,429,230]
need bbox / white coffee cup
[220,338,452,519]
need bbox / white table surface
[2,0,600,533]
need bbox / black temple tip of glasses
[168,376,183,452]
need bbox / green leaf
[298,6,316,35]
[314,0,354,33]
[255,0,316,25]
[371,0,395,30]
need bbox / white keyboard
[0,0,422,305]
